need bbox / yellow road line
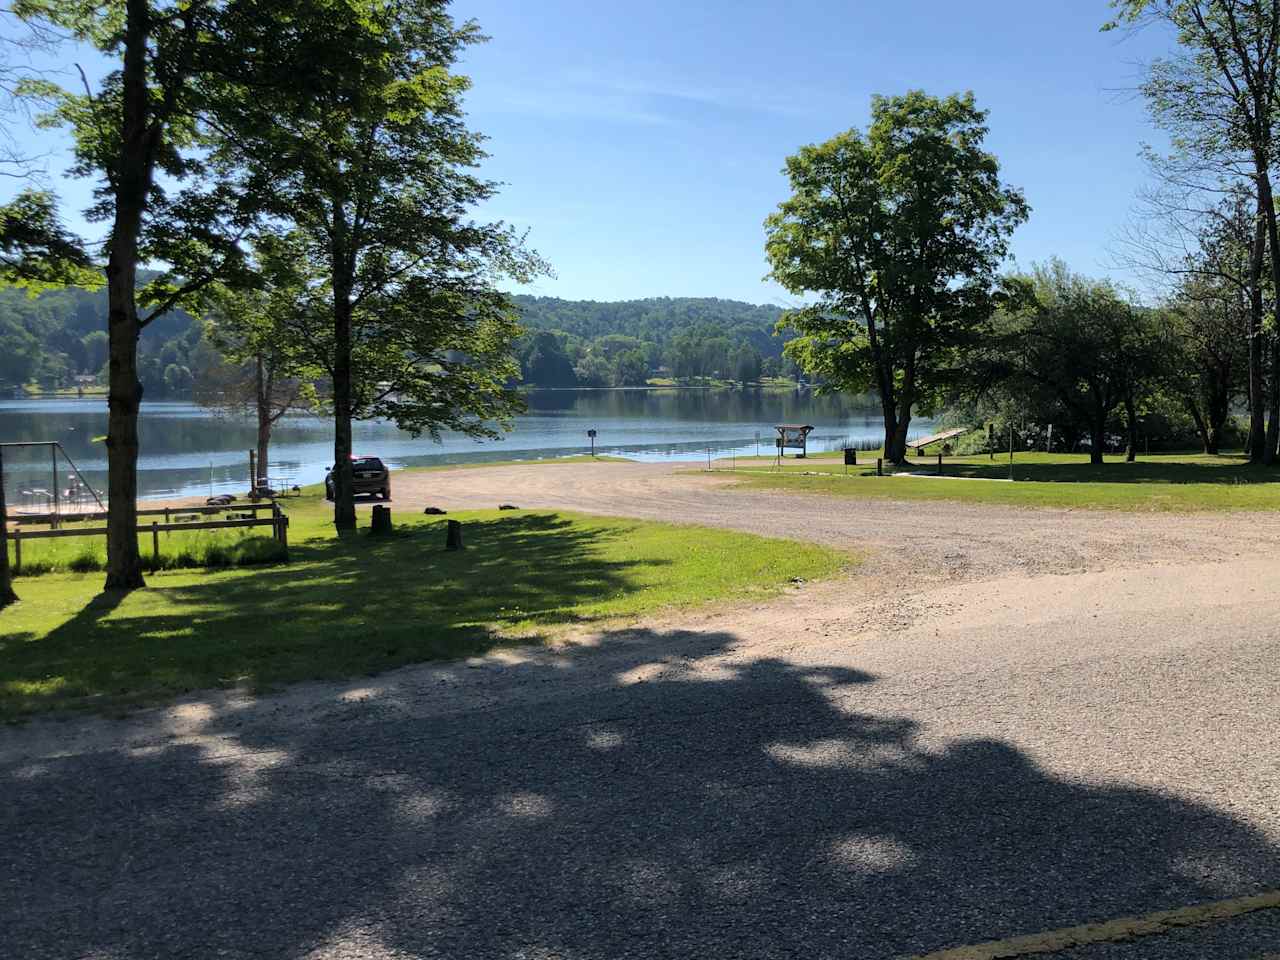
[906,890,1280,960]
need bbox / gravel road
[4,461,1280,959]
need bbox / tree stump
[446,519,463,550]
[371,505,393,535]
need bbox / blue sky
[9,1,1176,305]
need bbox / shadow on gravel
[3,627,1278,959]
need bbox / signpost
[587,429,597,457]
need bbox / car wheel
[325,483,334,501]
[381,487,391,500]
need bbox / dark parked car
[325,455,391,501]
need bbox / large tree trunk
[254,354,272,491]
[1123,391,1138,463]
[1246,191,1268,462]
[865,315,900,463]
[103,0,154,592]
[1267,335,1280,465]
[104,265,145,589]
[878,391,898,462]
[332,291,356,532]
[1089,411,1106,466]
[1260,171,1280,465]
[882,357,914,465]
[0,445,17,607]
[1185,399,1213,455]
[886,412,911,464]
[329,196,357,532]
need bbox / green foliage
[976,262,1164,462]
[0,190,93,289]
[515,295,792,386]
[515,295,787,351]
[522,330,578,387]
[15,0,263,317]
[611,349,649,387]
[733,344,763,385]
[765,91,1028,460]
[217,0,545,477]
[0,277,200,392]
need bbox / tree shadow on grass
[0,514,669,718]
[2,627,1278,958]
[936,456,1280,486]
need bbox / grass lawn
[0,494,846,720]
[721,451,1280,512]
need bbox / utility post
[0,445,16,607]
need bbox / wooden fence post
[151,522,160,565]
[446,519,463,550]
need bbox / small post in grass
[445,519,463,550]
[151,521,160,564]
[371,505,393,535]
[876,457,883,476]
[0,443,15,606]
[50,444,59,529]
[937,450,943,476]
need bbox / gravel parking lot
[5,461,1280,959]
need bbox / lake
[0,389,933,501]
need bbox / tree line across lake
[0,288,802,397]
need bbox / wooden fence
[7,501,289,571]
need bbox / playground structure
[0,441,290,572]
[0,441,105,523]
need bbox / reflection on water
[0,390,932,500]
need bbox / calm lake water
[0,390,933,501]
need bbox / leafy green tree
[14,0,287,589]
[219,2,546,530]
[524,331,578,387]
[573,353,612,388]
[592,334,646,360]
[733,344,762,386]
[611,349,649,387]
[765,91,1028,462]
[1158,275,1248,454]
[81,330,109,374]
[196,248,319,485]
[700,337,731,380]
[995,263,1161,464]
[667,335,703,381]
[0,190,90,287]
[1109,0,1280,461]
